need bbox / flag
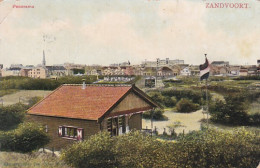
[199,57,210,81]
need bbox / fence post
[163,128,166,135]
[52,147,54,156]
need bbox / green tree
[0,103,27,131]
[0,122,50,153]
[143,108,167,120]
[209,94,250,125]
[176,98,200,113]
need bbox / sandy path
[142,109,205,134]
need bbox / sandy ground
[1,90,52,106]
[142,109,206,134]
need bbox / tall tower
[42,50,46,66]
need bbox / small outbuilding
[27,84,159,149]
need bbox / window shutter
[77,128,84,141]
[126,126,129,133]
[58,126,62,137]
[119,127,123,135]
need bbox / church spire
[42,50,46,66]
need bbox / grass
[1,90,52,106]
[200,119,260,135]
[0,152,69,168]
[0,89,18,97]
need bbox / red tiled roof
[27,85,132,120]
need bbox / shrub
[0,122,50,153]
[61,132,117,168]
[161,89,208,105]
[142,108,168,120]
[163,96,177,107]
[209,94,250,125]
[62,131,175,168]
[176,98,200,113]
[175,128,260,168]
[0,103,27,131]
[62,129,260,168]
[28,96,43,108]
[147,92,164,106]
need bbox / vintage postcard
[0,0,259,168]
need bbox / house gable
[109,92,152,115]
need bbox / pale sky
[0,0,259,67]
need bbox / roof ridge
[63,84,133,87]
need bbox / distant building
[189,65,200,76]
[20,67,33,77]
[10,64,23,69]
[157,67,174,77]
[228,66,240,76]
[239,67,248,76]
[110,61,131,67]
[1,64,23,77]
[180,66,191,76]
[211,61,229,67]
[1,68,21,77]
[46,66,67,78]
[85,66,103,76]
[142,58,184,67]
[64,63,86,76]
[248,66,258,76]
[28,67,48,79]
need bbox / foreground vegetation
[61,129,260,168]
[0,122,50,153]
[0,152,68,168]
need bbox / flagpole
[206,79,209,129]
[204,53,209,129]
[200,54,210,130]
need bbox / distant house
[157,67,174,77]
[46,66,67,78]
[247,66,257,76]
[210,66,228,76]
[28,67,48,79]
[239,67,248,76]
[211,61,229,67]
[189,65,200,76]
[27,84,159,149]
[1,68,21,77]
[141,67,157,76]
[180,66,191,76]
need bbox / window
[107,115,128,136]
[58,126,84,141]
